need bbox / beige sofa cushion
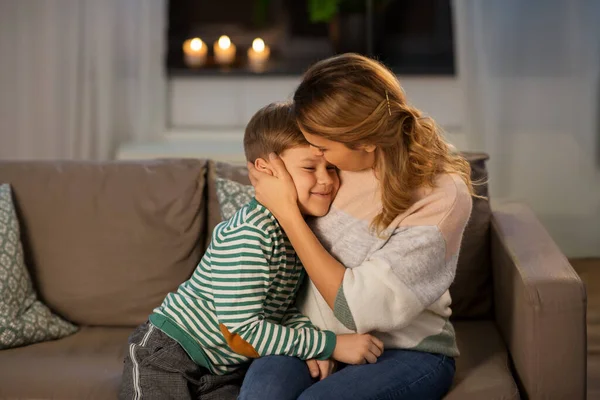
[0,321,518,400]
[446,320,519,399]
[0,326,131,399]
[0,159,207,327]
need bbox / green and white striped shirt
[150,198,336,375]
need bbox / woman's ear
[254,158,274,176]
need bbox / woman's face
[302,131,376,172]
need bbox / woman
[239,53,473,400]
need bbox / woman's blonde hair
[294,53,474,234]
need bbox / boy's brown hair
[244,101,308,163]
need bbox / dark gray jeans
[119,322,245,400]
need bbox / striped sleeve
[281,306,316,330]
[281,272,316,330]
[211,222,336,361]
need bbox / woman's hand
[247,153,300,220]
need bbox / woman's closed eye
[302,166,316,171]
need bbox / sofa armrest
[491,202,586,400]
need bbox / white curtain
[0,0,166,160]
[453,0,600,257]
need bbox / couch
[0,154,586,399]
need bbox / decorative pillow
[0,184,78,349]
[215,177,255,220]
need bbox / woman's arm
[250,155,474,333]
[278,209,345,309]
[248,154,345,309]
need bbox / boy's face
[279,146,340,217]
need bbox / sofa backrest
[0,159,207,327]
[0,153,492,329]
[451,153,493,319]
[206,154,494,320]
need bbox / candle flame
[190,38,202,51]
[218,35,231,50]
[252,38,265,53]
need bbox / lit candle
[214,35,236,66]
[182,38,207,68]
[247,38,270,71]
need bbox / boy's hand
[306,359,336,380]
[332,333,384,365]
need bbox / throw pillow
[0,184,78,349]
[215,177,255,220]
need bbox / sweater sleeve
[211,223,335,360]
[333,180,472,334]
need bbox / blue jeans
[238,350,455,400]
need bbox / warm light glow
[252,38,265,53]
[218,35,231,50]
[190,38,202,51]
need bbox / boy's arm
[281,270,316,330]
[281,306,316,330]
[211,223,336,361]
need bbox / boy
[119,102,381,400]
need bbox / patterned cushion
[0,184,77,349]
[215,177,255,220]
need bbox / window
[167,0,454,75]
